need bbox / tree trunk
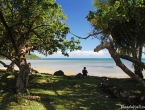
[137,46,143,79]
[16,57,30,93]
[134,64,143,79]
[132,46,144,79]
[94,41,145,87]
[0,56,38,94]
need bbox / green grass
[0,71,144,110]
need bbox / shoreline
[0,66,131,78]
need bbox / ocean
[1,58,145,77]
[26,58,133,77]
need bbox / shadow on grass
[28,75,125,110]
[0,72,144,110]
[0,72,18,110]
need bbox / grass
[0,71,144,110]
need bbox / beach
[0,66,130,78]
[30,66,131,78]
[0,58,145,78]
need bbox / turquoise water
[1,58,145,77]
[28,58,134,77]
[41,58,113,61]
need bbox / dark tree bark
[16,57,30,93]
[94,41,145,87]
[16,65,30,93]
[134,64,143,79]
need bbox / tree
[85,0,145,86]
[0,0,81,93]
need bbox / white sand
[0,66,76,75]
[0,66,132,78]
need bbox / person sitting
[82,67,88,76]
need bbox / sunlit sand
[0,66,133,78]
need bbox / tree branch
[70,31,103,39]
[0,52,11,60]
[94,41,110,52]
[0,60,9,67]
[0,10,9,29]
[0,52,19,67]
[108,34,113,45]
[7,2,14,20]
[120,55,145,69]
[94,41,145,70]
[0,10,19,54]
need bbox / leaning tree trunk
[94,41,145,87]
[134,64,143,79]
[16,57,30,93]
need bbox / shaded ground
[0,71,144,110]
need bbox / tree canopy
[0,0,82,93]
[87,0,145,55]
[86,0,145,86]
[0,0,81,62]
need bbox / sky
[34,0,111,58]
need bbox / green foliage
[87,0,145,58]
[0,0,81,59]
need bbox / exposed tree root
[22,95,49,101]
[31,68,39,74]
[98,77,145,105]
[0,69,7,72]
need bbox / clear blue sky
[56,0,97,50]
[35,0,111,58]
